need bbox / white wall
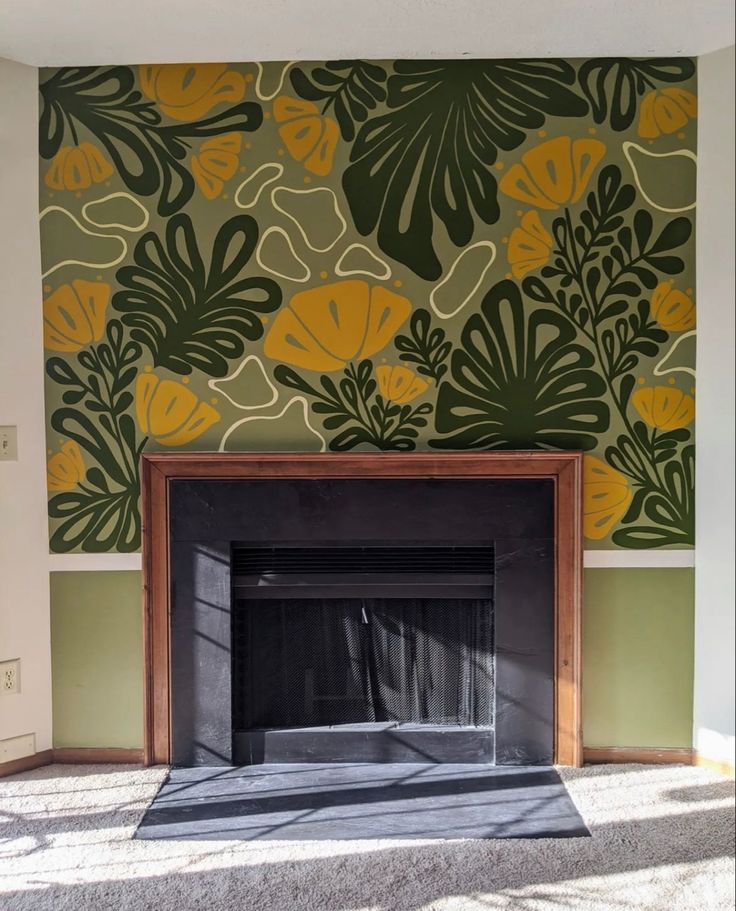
[694,45,736,769]
[2,0,735,65]
[0,57,52,756]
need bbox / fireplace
[141,453,583,767]
[231,544,495,763]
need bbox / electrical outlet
[0,659,20,694]
[0,426,18,460]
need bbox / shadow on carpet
[134,763,590,840]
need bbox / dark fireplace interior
[169,478,555,767]
[235,596,493,728]
[231,545,495,763]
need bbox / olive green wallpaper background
[39,59,698,553]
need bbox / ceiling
[1,0,734,66]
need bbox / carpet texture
[135,764,590,841]
[1,762,733,910]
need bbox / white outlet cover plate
[0,658,20,694]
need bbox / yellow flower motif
[638,88,697,139]
[375,365,430,404]
[47,441,86,492]
[264,280,412,372]
[651,280,696,332]
[139,64,246,121]
[44,143,114,191]
[583,455,632,540]
[507,211,553,278]
[43,280,110,352]
[632,386,695,431]
[273,96,339,176]
[191,132,242,200]
[135,374,221,445]
[499,136,606,210]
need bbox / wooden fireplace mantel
[140,451,584,767]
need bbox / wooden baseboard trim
[0,747,145,778]
[0,749,53,779]
[584,747,694,765]
[4,745,716,775]
[694,753,736,778]
[53,748,144,764]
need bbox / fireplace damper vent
[232,545,495,599]
[232,545,495,575]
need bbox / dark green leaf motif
[290,61,388,141]
[342,60,588,280]
[39,67,262,216]
[432,280,609,450]
[612,445,695,547]
[394,309,451,383]
[578,58,696,131]
[49,474,141,554]
[275,360,433,451]
[521,164,694,546]
[113,214,282,377]
[46,321,144,552]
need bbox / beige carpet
[0,762,733,911]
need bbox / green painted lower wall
[583,567,694,749]
[49,566,694,751]
[50,571,144,749]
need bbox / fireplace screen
[232,596,494,731]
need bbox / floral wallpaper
[39,59,697,553]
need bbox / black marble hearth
[135,764,591,840]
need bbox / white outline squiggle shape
[81,192,149,232]
[254,62,295,101]
[234,162,284,210]
[429,241,497,320]
[653,330,696,379]
[39,206,127,278]
[623,142,697,213]
[335,243,392,280]
[219,396,326,452]
[271,186,347,253]
[256,226,311,283]
[208,355,279,411]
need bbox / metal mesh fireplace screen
[232,597,494,730]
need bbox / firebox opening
[231,544,495,763]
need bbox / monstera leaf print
[433,280,609,450]
[611,445,695,548]
[48,460,141,553]
[577,58,696,131]
[290,61,389,141]
[46,320,145,552]
[39,67,262,215]
[342,60,588,280]
[113,214,282,377]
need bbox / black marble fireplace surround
[169,477,555,767]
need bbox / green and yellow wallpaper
[39,59,697,553]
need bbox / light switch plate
[0,426,18,460]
